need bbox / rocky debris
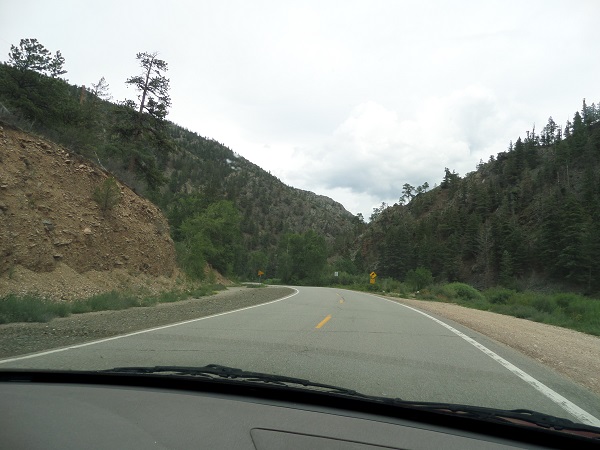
[0,126,178,300]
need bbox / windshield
[1,0,600,435]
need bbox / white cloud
[282,86,514,218]
[1,0,599,220]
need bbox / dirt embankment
[0,124,178,299]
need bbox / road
[2,286,600,426]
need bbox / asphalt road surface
[2,286,600,426]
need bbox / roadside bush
[390,281,412,297]
[405,267,433,291]
[416,285,446,301]
[0,294,70,323]
[484,287,516,305]
[379,277,405,293]
[74,291,139,312]
[174,240,206,281]
[502,304,538,319]
[331,271,361,286]
[531,296,557,314]
[443,282,484,302]
[552,293,583,310]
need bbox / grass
[0,284,227,325]
[415,284,600,336]
[326,278,600,336]
[0,294,70,324]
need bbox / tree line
[363,101,600,294]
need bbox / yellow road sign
[258,270,264,276]
[370,278,376,284]
[370,271,377,279]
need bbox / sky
[1,1,599,218]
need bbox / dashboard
[1,372,597,449]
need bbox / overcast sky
[1,1,598,218]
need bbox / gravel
[0,286,294,359]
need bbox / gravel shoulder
[385,296,600,396]
[0,286,294,359]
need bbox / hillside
[159,126,358,262]
[0,53,360,284]
[0,123,177,299]
[10,47,599,294]
[360,103,600,293]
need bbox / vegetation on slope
[361,101,600,295]
[0,39,360,284]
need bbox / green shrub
[503,304,538,319]
[531,296,557,314]
[416,285,446,301]
[0,294,70,323]
[484,287,516,304]
[552,293,583,310]
[444,282,484,302]
[380,277,404,293]
[174,240,206,281]
[73,291,139,313]
[92,177,121,213]
[405,267,433,290]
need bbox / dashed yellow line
[315,314,332,329]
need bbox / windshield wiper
[98,364,370,398]
[377,400,600,439]
[97,365,599,439]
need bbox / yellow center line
[315,314,332,329]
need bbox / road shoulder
[385,296,600,396]
[0,286,294,359]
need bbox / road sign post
[369,271,377,284]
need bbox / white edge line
[368,293,600,427]
[0,288,299,365]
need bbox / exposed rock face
[0,124,177,297]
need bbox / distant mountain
[154,126,360,277]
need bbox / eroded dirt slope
[0,124,177,299]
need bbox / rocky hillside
[161,126,358,251]
[0,123,177,299]
[0,60,361,281]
